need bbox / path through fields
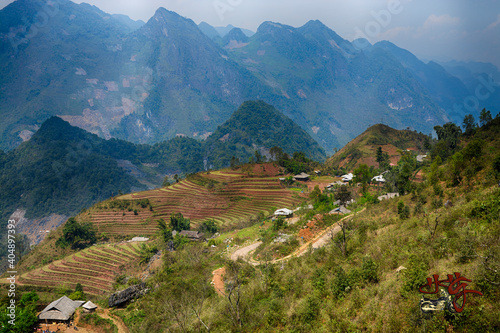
[236,210,362,265]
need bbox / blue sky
[1,0,499,67]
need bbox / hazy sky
[1,0,499,67]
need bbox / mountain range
[0,100,324,239]
[1,0,498,153]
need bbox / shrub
[431,198,443,209]
[331,267,350,299]
[401,254,428,295]
[362,257,379,283]
[398,201,410,220]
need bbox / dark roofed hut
[38,296,83,324]
[179,230,204,241]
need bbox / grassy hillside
[3,117,499,332]
[326,123,431,170]
[108,117,499,332]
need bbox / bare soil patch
[212,267,226,296]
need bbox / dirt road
[237,210,362,265]
[230,241,263,261]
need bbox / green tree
[331,266,351,299]
[230,156,239,169]
[198,219,219,235]
[462,114,477,136]
[162,175,170,187]
[354,164,373,192]
[361,257,379,283]
[479,108,493,127]
[428,155,442,185]
[55,218,97,250]
[376,147,390,170]
[0,292,39,333]
[434,122,462,149]
[157,218,173,242]
[170,213,190,232]
[269,146,284,161]
[394,151,416,194]
[334,186,352,207]
[272,216,286,231]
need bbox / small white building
[341,173,354,182]
[82,301,98,313]
[372,175,386,183]
[274,208,294,217]
[416,154,427,162]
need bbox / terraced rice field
[87,169,303,236]
[18,242,141,295]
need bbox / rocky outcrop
[108,283,147,307]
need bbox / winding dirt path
[241,210,363,265]
[212,210,364,296]
[100,308,130,333]
[230,241,263,261]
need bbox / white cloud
[486,14,500,31]
[422,14,459,29]
[414,14,460,38]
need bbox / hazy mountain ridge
[0,100,323,223]
[0,0,498,154]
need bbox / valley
[0,0,499,332]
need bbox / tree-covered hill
[204,101,326,168]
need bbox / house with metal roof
[274,208,293,217]
[293,173,310,181]
[38,296,84,323]
[341,173,354,182]
[330,206,352,215]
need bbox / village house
[274,208,294,217]
[377,193,400,201]
[38,296,84,324]
[179,230,204,241]
[82,301,98,313]
[341,173,354,182]
[293,172,310,181]
[330,206,352,215]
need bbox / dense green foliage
[170,213,191,232]
[80,313,118,333]
[204,101,326,169]
[55,217,97,250]
[198,219,219,235]
[0,292,39,333]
